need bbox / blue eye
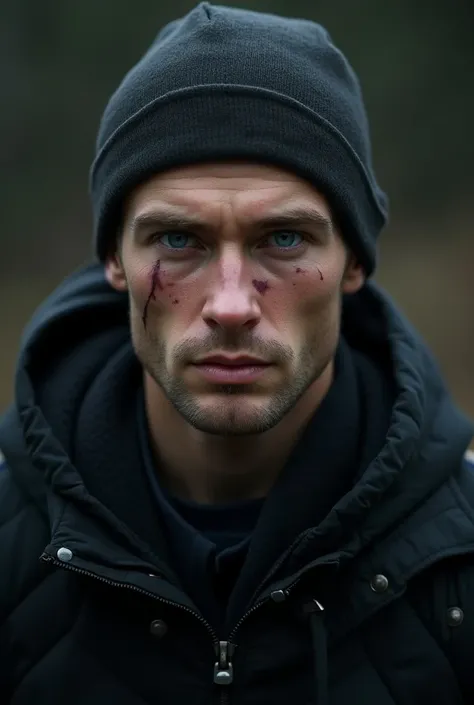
[268,231,303,248]
[159,232,195,249]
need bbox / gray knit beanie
[90,2,388,275]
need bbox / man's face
[106,162,364,435]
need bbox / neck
[144,363,334,504]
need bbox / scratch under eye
[142,260,163,329]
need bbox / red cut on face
[142,260,163,328]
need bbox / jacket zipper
[41,531,328,705]
[214,574,309,705]
[41,554,281,703]
[41,555,229,688]
[218,545,339,701]
[41,553,218,633]
[226,532,338,643]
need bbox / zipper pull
[213,641,234,685]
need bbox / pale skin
[105,162,365,503]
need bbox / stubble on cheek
[291,265,341,359]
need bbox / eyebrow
[130,209,208,234]
[254,206,334,235]
[129,205,334,236]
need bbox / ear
[105,250,128,292]
[341,254,365,294]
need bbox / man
[1,3,473,703]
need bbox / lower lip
[192,363,270,384]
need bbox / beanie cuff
[90,84,387,274]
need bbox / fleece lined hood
[0,264,472,603]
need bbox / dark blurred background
[1,0,473,422]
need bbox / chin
[179,397,283,436]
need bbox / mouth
[191,355,272,385]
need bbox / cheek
[129,261,204,335]
[130,261,176,307]
[289,265,339,312]
[272,267,342,346]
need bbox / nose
[201,246,261,331]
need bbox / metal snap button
[370,574,389,593]
[150,619,168,638]
[447,607,464,627]
[57,547,73,562]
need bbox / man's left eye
[159,232,195,249]
[266,231,303,248]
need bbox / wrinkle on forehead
[126,163,332,228]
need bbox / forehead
[125,161,331,217]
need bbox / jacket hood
[0,263,472,576]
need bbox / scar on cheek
[252,279,269,294]
[142,260,163,329]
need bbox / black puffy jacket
[1,264,474,705]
